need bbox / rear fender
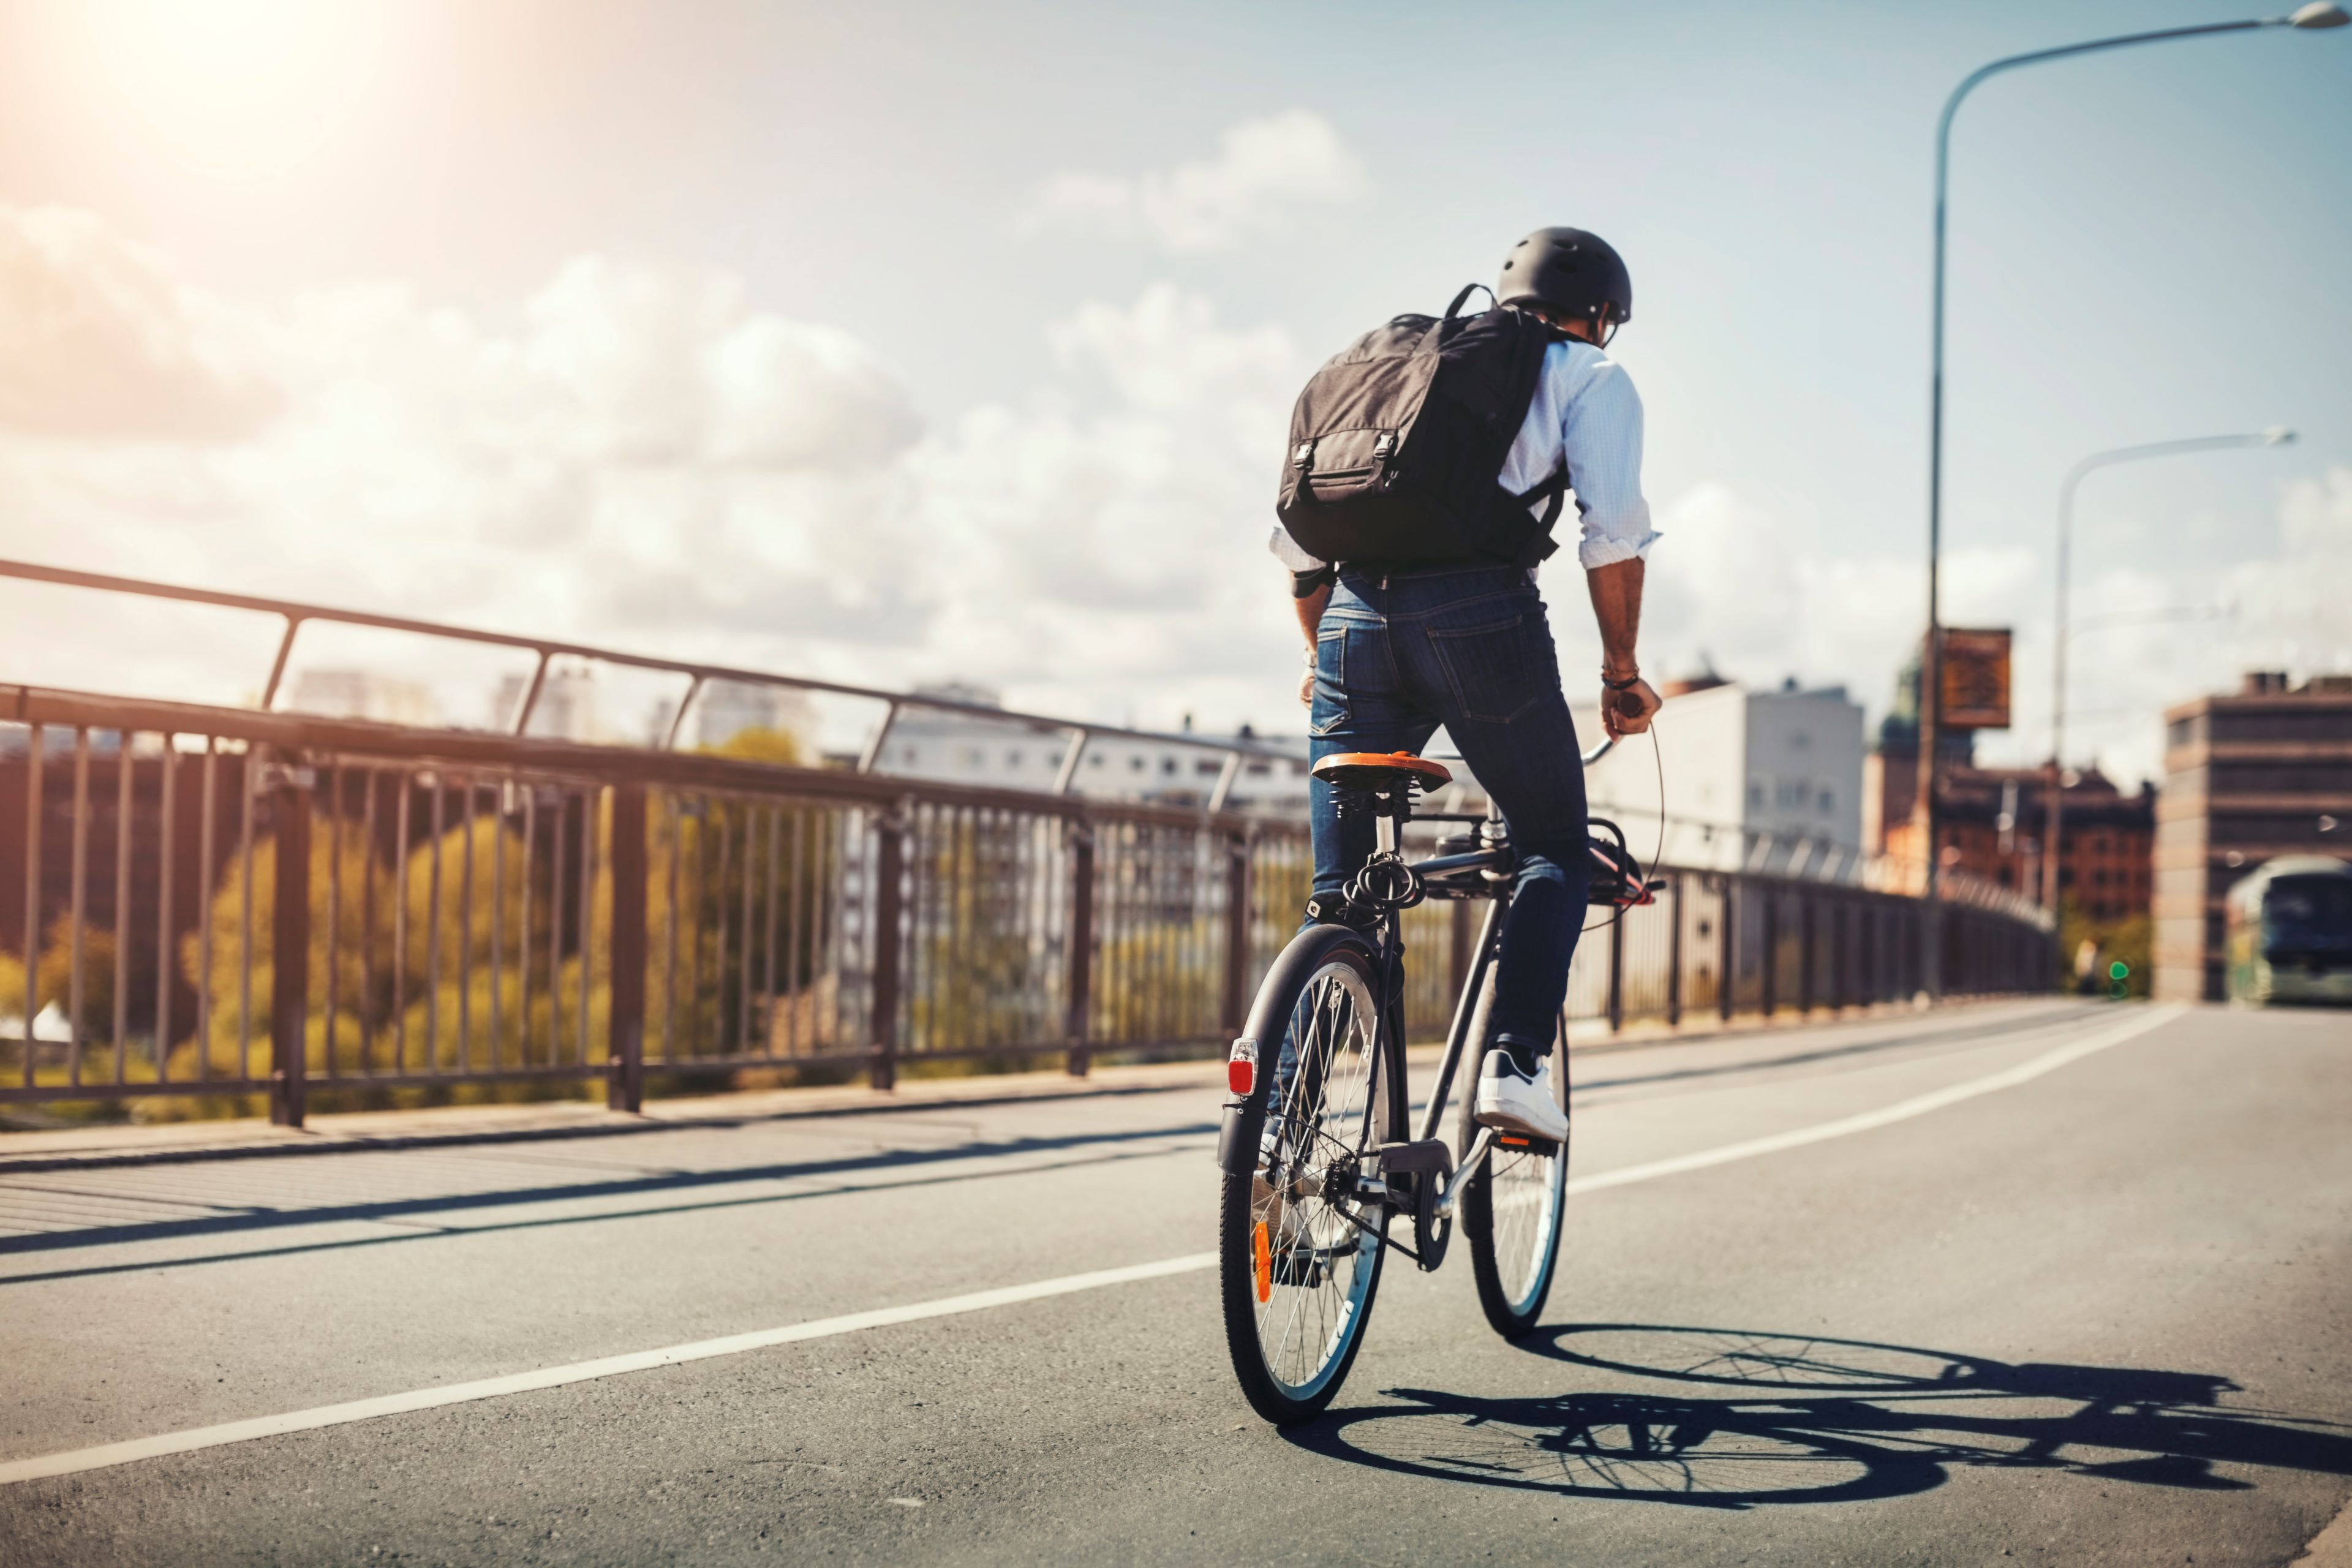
[1214,923,1381,1178]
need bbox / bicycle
[1214,741,1655,1425]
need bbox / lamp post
[1916,1,2343,995]
[2043,429,2293,910]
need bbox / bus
[2224,856,2352,1007]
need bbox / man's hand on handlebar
[1602,675,1661,739]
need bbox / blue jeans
[1309,564,1590,1058]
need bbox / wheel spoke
[1244,955,1387,1401]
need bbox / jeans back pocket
[1428,609,1556,726]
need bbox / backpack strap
[1443,282,1498,320]
[1507,461,1570,568]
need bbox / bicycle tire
[1219,930,1403,1425]
[1458,1011,1570,1339]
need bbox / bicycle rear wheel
[1219,935,1401,1425]
[1460,1013,1569,1338]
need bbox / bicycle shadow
[1280,1324,2352,1510]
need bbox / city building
[1576,676,1866,877]
[688,680,816,755]
[2154,672,2352,1002]
[286,669,440,728]
[1873,764,2154,921]
[870,684,1314,814]
[1857,649,2154,916]
[490,668,602,743]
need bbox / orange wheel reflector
[1253,1222,1272,1303]
[1498,1134,1530,1148]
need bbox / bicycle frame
[1214,737,1625,1207]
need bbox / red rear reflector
[1228,1059,1254,1096]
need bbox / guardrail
[0,556,1300,810]
[2,684,2052,1125]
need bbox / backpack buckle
[1292,440,1316,470]
[1372,431,1397,459]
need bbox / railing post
[1221,829,1253,1039]
[606,786,647,1112]
[1665,872,1684,1028]
[1836,899,1852,1011]
[1718,875,1736,1023]
[268,763,312,1128]
[869,802,908,1091]
[1065,818,1095,1077]
[1606,904,1624,1034]
[1760,888,1779,1019]
[1799,893,1817,1016]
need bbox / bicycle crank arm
[1434,1128,1496,1222]
[1325,1199,1427,1268]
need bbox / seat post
[1374,812,1399,856]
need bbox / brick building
[2154,673,2352,1001]
[1861,653,2154,918]
[1868,754,2154,919]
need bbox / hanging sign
[1939,627,2012,731]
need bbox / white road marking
[1568,1005,2182,1195]
[0,1005,2180,1488]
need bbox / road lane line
[1567,1004,2182,1194]
[0,1253,1216,1487]
[1,1005,2180,1487]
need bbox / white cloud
[2031,466,2352,785]
[1021,110,1369,254]
[1640,480,2035,717]
[0,205,276,439]
[47,197,2337,771]
[0,205,1316,737]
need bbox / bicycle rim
[1464,1027,1569,1336]
[1228,950,1393,1416]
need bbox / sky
[0,0,2346,780]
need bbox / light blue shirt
[1270,336,1659,573]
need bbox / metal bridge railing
[3,683,2055,1125]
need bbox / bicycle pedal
[1492,1131,1562,1158]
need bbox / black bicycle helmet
[1497,227,1632,339]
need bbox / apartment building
[2154,672,2352,1001]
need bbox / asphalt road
[3,999,2348,1566]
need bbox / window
[1089,753,1106,769]
[1196,759,1222,776]
[1748,780,1765,809]
[1129,756,1145,772]
[1161,757,1178,775]
[1007,749,1023,767]
[1818,788,1834,813]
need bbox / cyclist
[1270,226,1662,1145]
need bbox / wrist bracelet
[1602,673,1641,691]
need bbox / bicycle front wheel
[1460,1014,1569,1338]
[1219,934,1401,1425]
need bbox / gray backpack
[1275,287,1568,570]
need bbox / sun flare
[55,0,417,183]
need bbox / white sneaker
[1474,1050,1568,1144]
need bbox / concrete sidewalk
[0,995,2059,1172]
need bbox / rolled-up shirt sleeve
[1558,356,1659,570]
[1267,525,1324,572]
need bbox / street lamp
[1915,3,2343,994]
[2044,430,2293,910]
